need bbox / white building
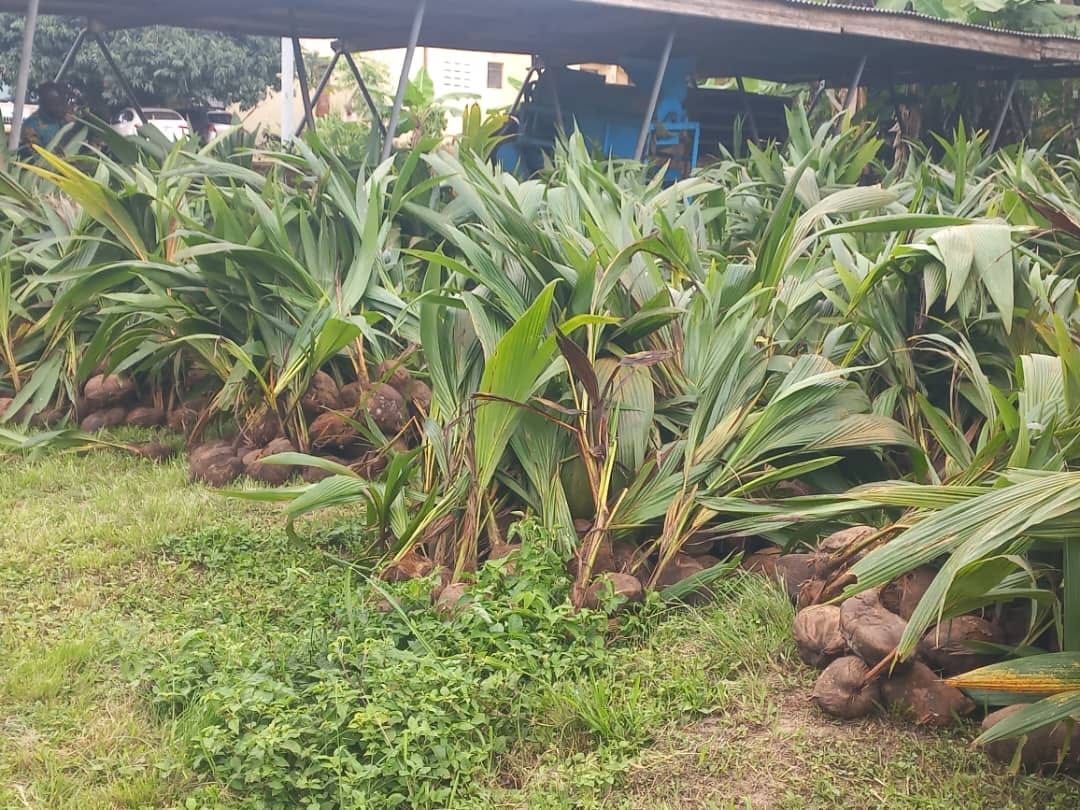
[242,43,532,139]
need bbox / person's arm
[18,116,41,158]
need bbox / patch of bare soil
[619,684,965,809]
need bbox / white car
[1,101,38,129]
[206,110,236,139]
[112,107,190,141]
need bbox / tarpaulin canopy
[3,0,1080,86]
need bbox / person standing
[20,82,74,156]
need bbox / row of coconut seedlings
[62,353,434,487]
[773,526,1079,772]
[185,358,432,487]
[377,522,750,618]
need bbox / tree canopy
[828,0,1080,34]
[0,16,280,111]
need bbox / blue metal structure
[496,58,702,180]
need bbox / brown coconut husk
[693,553,723,570]
[811,656,881,719]
[352,450,389,479]
[793,604,847,668]
[187,437,236,464]
[714,536,750,559]
[0,398,59,426]
[309,412,361,451]
[435,582,468,617]
[797,578,827,609]
[880,660,974,727]
[338,381,367,409]
[80,406,127,433]
[681,532,717,556]
[980,705,1080,772]
[31,406,68,428]
[126,405,166,428]
[740,546,782,578]
[880,566,937,620]
[430,566,454,599]
[301,371,340,416]
[243,438,296,486]
[774,553,816,602]
[488,542,521,562]
[567,542,620,582]
[612,542,639,574]
[585,573,644,610]
[376,358,413,396]
[998,602,1043,647]
[919,616,1003,676]
[407,380,433,414]
[131,442,177,462]
[381,552,436,582]
[652,553,705,588]
[168,396,210,435]
[365,383,406,433]
[184,366,214,390]
[83,374,135,411]
[485,541,521,574]
[302,454,348,483]
[188,440,243,487]
[243,410,283,446]
[839,589,908,666]
[813,525,877,579]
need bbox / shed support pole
[806,80,826,116]
[292,37,315,135]
[509,65,538,118]
[296,50,341,137]
[634,28,676,162]
[343,51,386,138]
[946,83,970,137]
[92,32,144,122]
[989,74,1019,152]
[382,0,426,161]
[1010,97,1029,143]
[9,0,41,151]
[54,28,87,82]
[281,38,295,142]
[550,67,565,134]
[735,76,760,143]
[845,54,868,120]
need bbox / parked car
[0,102,38,130]
[178,107,237,141]
[206,109,237,138]
[112,107,190,141]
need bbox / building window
[439,58,473,91]
[487,62,504,90]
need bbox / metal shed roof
[4,0,1080,85]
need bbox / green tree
[0,16,279,112]
[831,1,1080,34]
[398,67,478,144]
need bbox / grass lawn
[2,444,1080,809]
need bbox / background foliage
[0,15,279,110]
